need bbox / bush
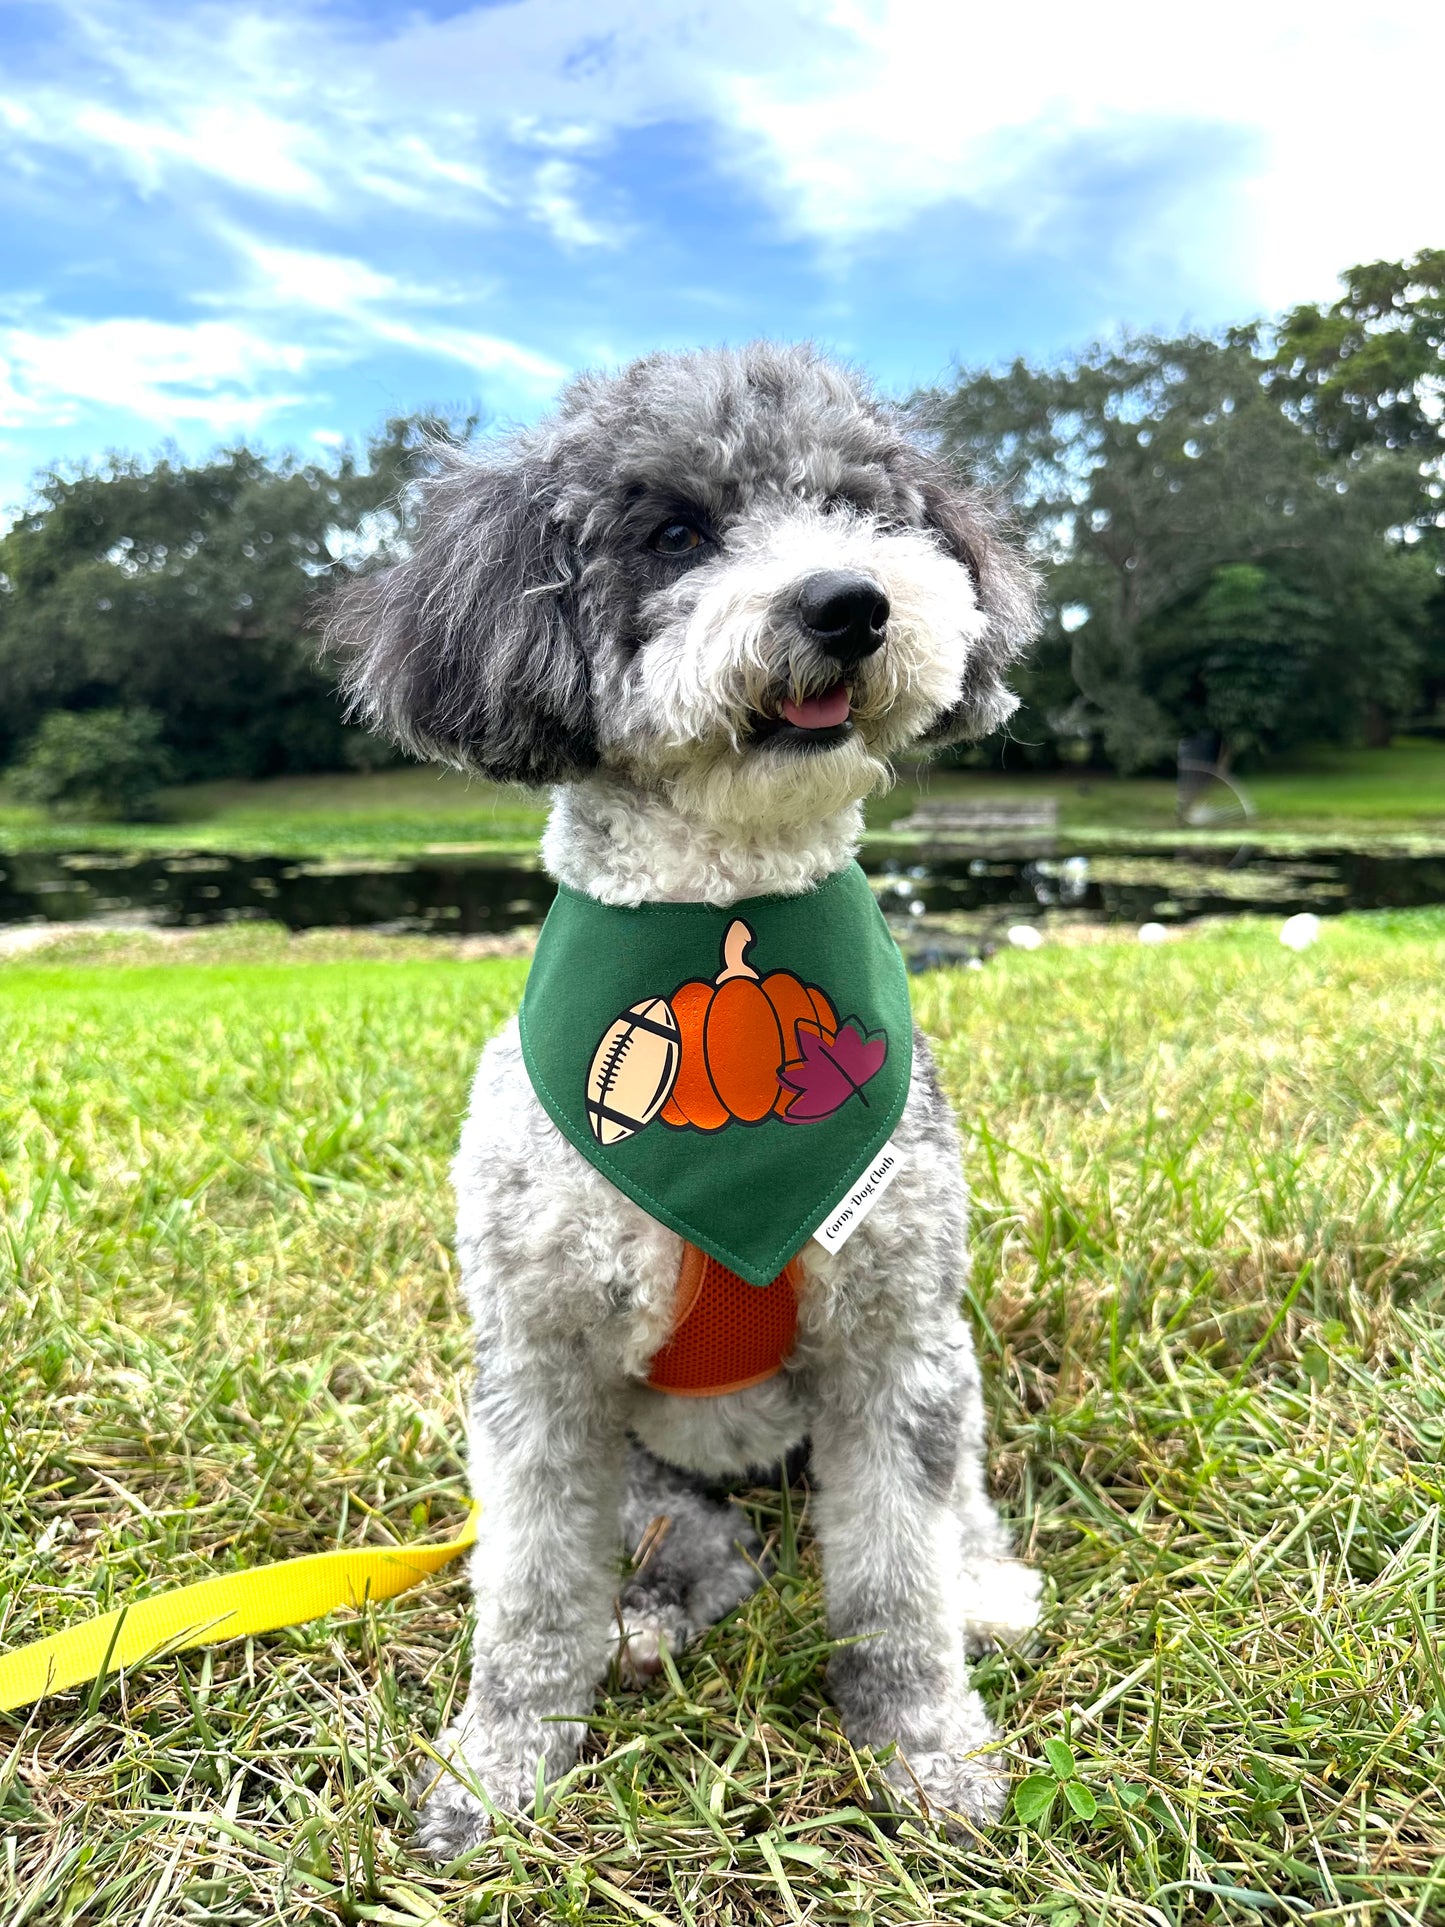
[9,706,175,820]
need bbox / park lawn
[2,912,1445,1924]
[0,765,553,859]
[865,737,1445,841]
[2,738,1443,858]
[1231,738,1445,826]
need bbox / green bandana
[518,861,913,1287]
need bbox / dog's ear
[326,445,597,784]
[911,458,1040,746]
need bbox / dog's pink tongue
[782,682,850,730]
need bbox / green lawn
[2,739,1443,858]
[4,913,1445,1922]
[0,765,551,858]
[866,737,1445,841]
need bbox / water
[872,846,1445,966]
[2,843,1443,942]
[873,846,1445,925]
[0,850,555,935]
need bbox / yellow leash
[0,1502,480,1715]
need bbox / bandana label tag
[812,1139,902,1254]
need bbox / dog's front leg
[416,1354,628,1860]
[811,1334,1010,1835]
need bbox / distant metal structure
[1176,734,1255,827]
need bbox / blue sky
[1,0,1440,516]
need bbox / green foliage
[1269,248,1445,465]
[9,704,174,820]
[1013,1738,1100,1831]
[1144,563,1321,760]
[1142,545,1437,763]
[0,415,457,783]
[922,255,1443,771]
[926,332,1311,766]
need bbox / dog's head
[330,343,1038,831]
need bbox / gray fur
[327,344,1043,1857]
[328,453,595,783]
[615,1444,764,1680]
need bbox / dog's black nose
[796,570,890,664]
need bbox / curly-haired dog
[330,342,1042,1856]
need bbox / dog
[329,342,1043,1856]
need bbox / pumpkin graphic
[660,919,838,1131]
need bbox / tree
[1269,251,1445,736]
[1269,250,1445,469]
[10,705,174,820]
[919,321,1435,768]
[0,417,444,782]
[1141,544,1434,760]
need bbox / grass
[0,767,551,859]
[3,911,1445,1923]
[866,738,1445,843]
[2,738,1443,859]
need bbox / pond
[3,842,1443,956]
[0,849,556,936]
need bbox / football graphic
[586,997,682,1144]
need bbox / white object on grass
[1006,925,1044,951]
[1280,913,1321,951]
[1138,922,1169,945]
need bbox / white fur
[596,504,990,834]
[543,775,866,906]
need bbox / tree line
[0,418,439,811]
[2,253,1441,814]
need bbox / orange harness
[646,1243,800,1397]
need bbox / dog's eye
[649,520,704,557]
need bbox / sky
[1,0,1442,515]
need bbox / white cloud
[0,0,798,234]
[8,0,1438,318]
[68,101,325,202]
[218,237,569,391]
[529,160,619,250]
[233,242,407,313]
[0,318,312,432]
[707,0,1445,308]
[1,1,523,221]
[371,318,566,386]
[0,0,1438,484]
[33,4,342,205]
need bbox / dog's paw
[414,1772,494,1864]
[854,1688,1010,1840]
[411,1715,536,1864]
[884,1734,1011,1837]
[959,1557,1043,1654]
[615,1601,691,1685]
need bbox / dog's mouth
[750,679,854,752]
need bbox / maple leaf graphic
[777,1019,888,1124]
